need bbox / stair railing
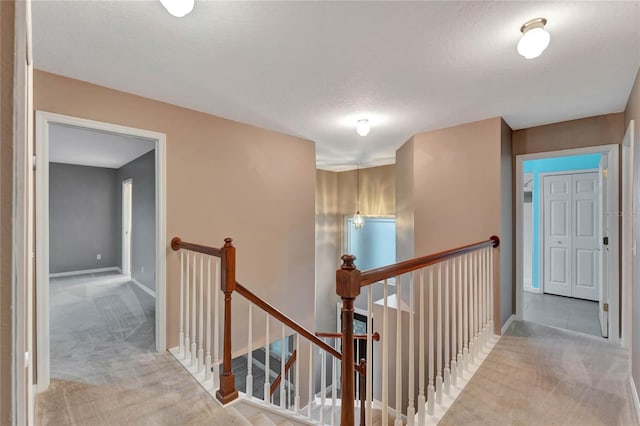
[336,235,500,425]
[170,236,372,424]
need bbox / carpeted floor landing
[440,320,637,425]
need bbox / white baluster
[482,248,487,348]
[198,255,204,372]
[246,304,253,397]
[489,246,494,335]
[457,255,463,380]
[213,257,221,389]
[444,261,450,396]
[184,252,190,360]
[436,264,443,404]
[470,252,476,363]
[463,253,469,370]
[280,324,286,410]
[331,353,337,426]
[320,347,326,425]
[451,258,457,388]
[295,334,300,413]
[427,267,435,416]
[205,257,212,381]
[418,270,426,424]
[191,254,197,366]
[382,279,389,425]
[308,341,314,419]
[395,279,402,426]
[366,286,374,426]
[264,316,270,402]
[407,272,415,426]
[179,251,184,353]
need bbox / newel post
[216,237,239,404]
[337,254,361,425]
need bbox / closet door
[572,173,600,301]
[543,174,572,297]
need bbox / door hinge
[603,169,608,178]
[32,155,36,171]
[603,303,609,312]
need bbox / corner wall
[501,119,514,327]
[624,67,640,404]
[0,1,15,422]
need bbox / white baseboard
[524,286,541,294]
[49,266,121,278]
[131,277,156,298]
[501,314,516,335]
[629,376,640,422]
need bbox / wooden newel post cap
[340,254,357,270]
[490,235,500,248]
[224,237,234,247]
[170,237,182,251]
[337,254,360,299]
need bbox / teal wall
[523,154,602,289]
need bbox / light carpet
[440,320,637,425]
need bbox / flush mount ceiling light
[160,0,194,17]
[517,18,550,59]
[356,119,371,137]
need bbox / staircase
[169,235,501,425]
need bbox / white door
[543,172,601,301]
[543,175,572,297]
[122,179,133,276]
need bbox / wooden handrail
[171,236,222,258]
[315,331,380,342]
[357,235,500,287]
[234,282,343,360]
[269,350,297,396]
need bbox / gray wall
[49,163,118,273]
[116,150,156,291]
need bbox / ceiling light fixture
[160,0,194,17]
[517,18,550,59]
[356,119,370,137]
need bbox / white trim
[130,277,157,298]
[35,111,167,392]
[501,314,516,335]
[49,266,121,278]
[121,178,133,276]
[515,145,620,345]
[629,376,640,422]
[621,121,634,349]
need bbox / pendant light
[353,164,365,229]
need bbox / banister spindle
[179,251,184,354]
[336,254,361,426]
[191,254,197,367]
[366,286,374,426]
[280,324,286,410]
[246,304,253,397]
[418,269,426,424]
[436,263,443,404]
[463,253,469,370]
[382,279,389,425]
[213,257,221,389]
[407,272,415,426]
[427,266,435,415]
[395,278,402,426]
[205,257,212,381]
[457,255,463,380]
[444,260,450,396]
[264,316,270,402]
[198,255,204,372]
[451,257,457,388]
[185,252,190,361]
[294,334,300,413]
[216,238,238,404]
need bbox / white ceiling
[33,1,640,171]
[50,124,155,169]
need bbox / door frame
[121,178,133,276]
[538,169,599,298]
[515,144,620,344]
[622,121,634,349]
[35,111,167,391]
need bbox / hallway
[441,321,636,425]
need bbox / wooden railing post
[336,254,361,425]
[216,237,238,404]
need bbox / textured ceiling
[33,1,640,170]
[50,124,155,169]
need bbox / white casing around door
[543,172,601,302]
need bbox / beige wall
[513,112,625,155]
[624,68,640,398]
[0,1,15,423]
[396,137,415,263]
[399,118,504,331]
[34,71,317,358]
[336,164,396,218]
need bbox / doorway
[516,145,620,342]
[35,111,167,391]
[122,179,133,276]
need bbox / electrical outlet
[96,253,102,260]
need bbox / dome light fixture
[356,119,371,137]
[517,18,550,59]
[160,0,194,17]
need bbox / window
[345,217,396,271]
